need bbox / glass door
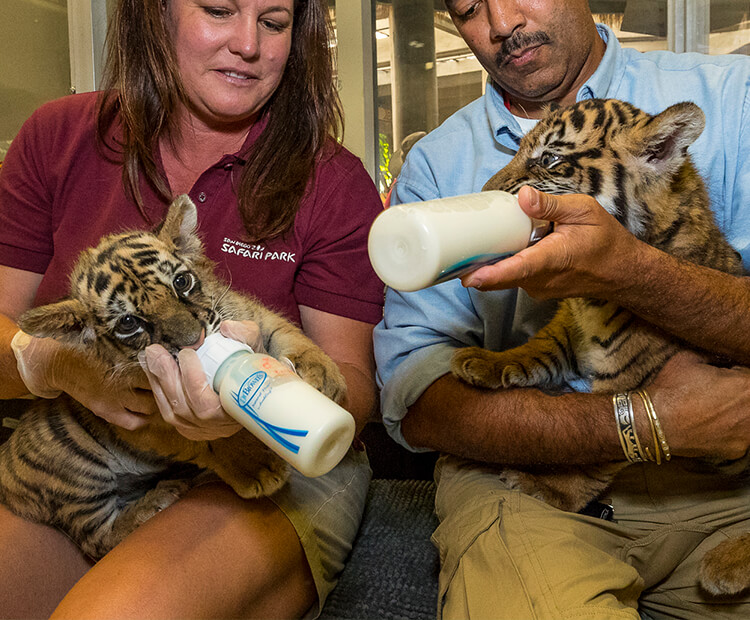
[0,0,71,161]
[0,0,111,164]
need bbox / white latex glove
[138,320,265,441]
[11,330,156,430]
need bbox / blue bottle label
[237,371,271,409]
[434,252,513,285]
[230,370,308,454]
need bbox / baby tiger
[451,99,748,595]
[0,195,346,559]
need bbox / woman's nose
[227,18,260,58]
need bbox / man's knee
[434,489,643,619]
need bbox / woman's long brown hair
[97,0,343,242]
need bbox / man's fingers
[517,186,599,225]
[463,239,557,290]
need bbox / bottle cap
[196,333,253,389]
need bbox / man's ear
[18,299,96,346]
[155,194,202,258]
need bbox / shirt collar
[486,23,622,149]
[582,24,621,101]
[227,113,269,165]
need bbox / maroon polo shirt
[0,93,385,325]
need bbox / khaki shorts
[270,444,371,618]
[433,455,750,620]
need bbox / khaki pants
[433,455,750,620]
[270,446,371,618]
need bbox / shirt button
[198,192,207,203]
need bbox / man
[373,1,750,618]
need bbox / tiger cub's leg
[123,428,288,501]
[88,478,193,559]
[197,433,289,499]
[452,303,579,390]
[505,462,628,513]
[239,301,348,404]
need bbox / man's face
[446,0,599,104]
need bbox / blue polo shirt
[373,24,750,451]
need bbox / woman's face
[165,0,294,128]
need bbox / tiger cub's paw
[225,456,290,500]
[700,532,750,596]
[133,479,192,525]
[451,347,529,389]
[287,348,347,404]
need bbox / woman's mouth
[219,69,255,81]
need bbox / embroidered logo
[221,237,296,263]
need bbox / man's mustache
[495,31,552,65]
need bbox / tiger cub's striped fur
[452,100,750,594]
[452,99,743,520]
[0,195,346,559]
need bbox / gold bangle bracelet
[637,389,671,462]
[633,390,661,465]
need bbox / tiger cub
[451,99,748,595]
[0,195,347,560]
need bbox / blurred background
[1,0,748,195]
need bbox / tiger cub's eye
[173,272,195,296]
[115,315,141,337]
[540,153,562,169]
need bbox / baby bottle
[196,333,355,478]
[367,190,552,291]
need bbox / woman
[0,0,383,617]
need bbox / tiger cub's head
[484,99,706,237]
[19,195,221,371]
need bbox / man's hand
[648,352,750,462]
[12,330,156,430]
[461,186,646,299]
[139,320,264,441]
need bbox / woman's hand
[11,330,156,430]
[139,320,264,441]
[461,186,647,299]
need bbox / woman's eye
[116,315,141,337]
[540,153,562,169]
[203,6,231,19]
[261,19,287,33]
[173,272,195,296]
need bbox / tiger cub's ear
[18,299,96,346]
[155,194,202,260]
[622,102,705,173]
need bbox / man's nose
[487,0,527,41]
